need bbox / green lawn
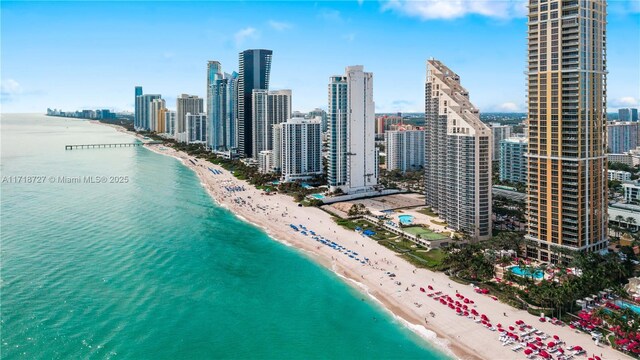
[403,226,448,240]
[431,220,447,226]
[416,208,438,217]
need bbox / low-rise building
[608,153,639,166]
[624,183,640,204]
[608,170,632,182]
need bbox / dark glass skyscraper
[237,49,272,158]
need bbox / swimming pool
[509,266,544,279]
[615,300,640,315]
[398,215,414,225]
[311,194,325,199]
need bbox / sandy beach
[96,122,629,360]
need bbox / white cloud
[497,101,523,112]
[609,96,640,109]
[381,0,527,20]
[1,79,22,95]
[1,79,22,102]
[268,20,292,31]
[318,8,343,22]
[234,27,259,46]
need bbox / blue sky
[1,0,639,114]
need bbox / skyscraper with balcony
[176,94,204,142]
[150,98,166,133]
[424,59,492,241]
[490,123,512,161]
[237,49,273,158]
[252,89,291,159]
[500,137,528,184]
[273,117,322,182]
[135,93,161,131]
[208,62,239,153]
[207,61,222,146]
[607,121,638,154]
[328,65,378,194]
[525,0,608,262]
[386,129,425,173]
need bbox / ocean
[0,114,450,359]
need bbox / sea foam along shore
[94,121,629,360]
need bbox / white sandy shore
[94,122,629,360]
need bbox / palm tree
[626,216,636,231]
[615,215,625,228]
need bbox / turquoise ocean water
[1,114,450,359]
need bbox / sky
[1,0,639,114]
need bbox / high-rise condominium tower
[150,98,166,133]
[526,0,608,262]
[252,89,291,159]
[208,61,238,152]
[328,65,378,194]
[424,59,492,240]
[134,86,143,130]
[237,49,273,158]
[176,94,204,142]
[273,117,323,182]
[135,94,161,131]
[207,61,222,146]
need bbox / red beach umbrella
[548,342,556,347]
[524,349,533,355]
[420,287,425,292]
[509,326,515,330]
[553,335,559,340]
[428,285,433,290]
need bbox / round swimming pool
[398,215,414,225]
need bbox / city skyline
[2,1,638,114]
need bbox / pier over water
[65,141,161,150]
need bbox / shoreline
[93,120,629,360]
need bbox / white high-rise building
[499,137,528,184]
[258,150,274,174]
[164,110,176,137]
[176,94,204,142]
[273,117,322,182]
[328,65,378,194]
[424,59,492,241]
[385,129,425,173]
[252,89,291,159]
[186,113,207,144]
[490,123,512,161]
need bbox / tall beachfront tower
[424,59,492,241]
[525,0,608,262]
[328,65,378,195]
[237,49,273,158]
[207,61,222,148]
[176,94,204,142]
[135,94,161,131]
[134,86,143,130]
[208,60,238,153]
[252,89,291,159]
